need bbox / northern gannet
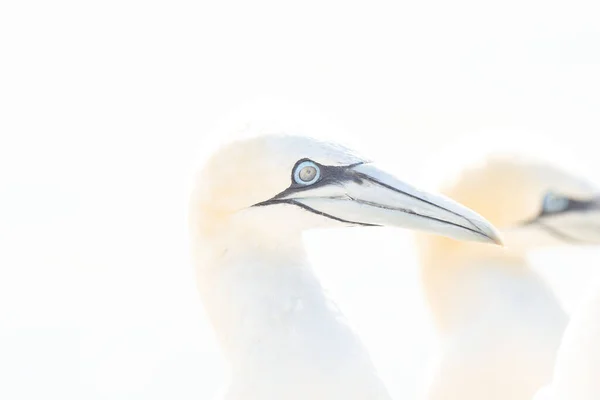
[189,134,500,400]
[416,153,600,400]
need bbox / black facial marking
[270,159,365,201]
[253,198,379,227]
[521,194,600,243]
[528,195,600,223]
[540,197,600,217]
[251,159,367,225]
[536,221,583,244]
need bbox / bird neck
[416,234,532,334]
[191,230,379,382]
[551,284,600,398]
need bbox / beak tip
[470,218,504,246]
[493,235,505,247]
[484,226,504,247]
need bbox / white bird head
[190,134,501,252]
[427,154,600,255]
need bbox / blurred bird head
[189,134,501,255]
[419,153,600,260]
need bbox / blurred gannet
[533,282,600,400]
[189,134,500,400]
[417,154,600,400]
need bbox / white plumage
[190,134,500,399]
[535,282,600,400]
[416,153,600,400]
[422,257,567,400]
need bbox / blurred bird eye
[294,160,321,185]
[543,192,569,213]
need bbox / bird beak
[527,196,600,244]
[265,162,502,245]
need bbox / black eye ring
[293,160,321,185]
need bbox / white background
[2,0,600,399]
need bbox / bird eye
[293,160,321,185]
[543,192,569,214]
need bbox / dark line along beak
[255,162,503,245]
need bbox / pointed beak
[529,195,600,244]
[279,163,503,245]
